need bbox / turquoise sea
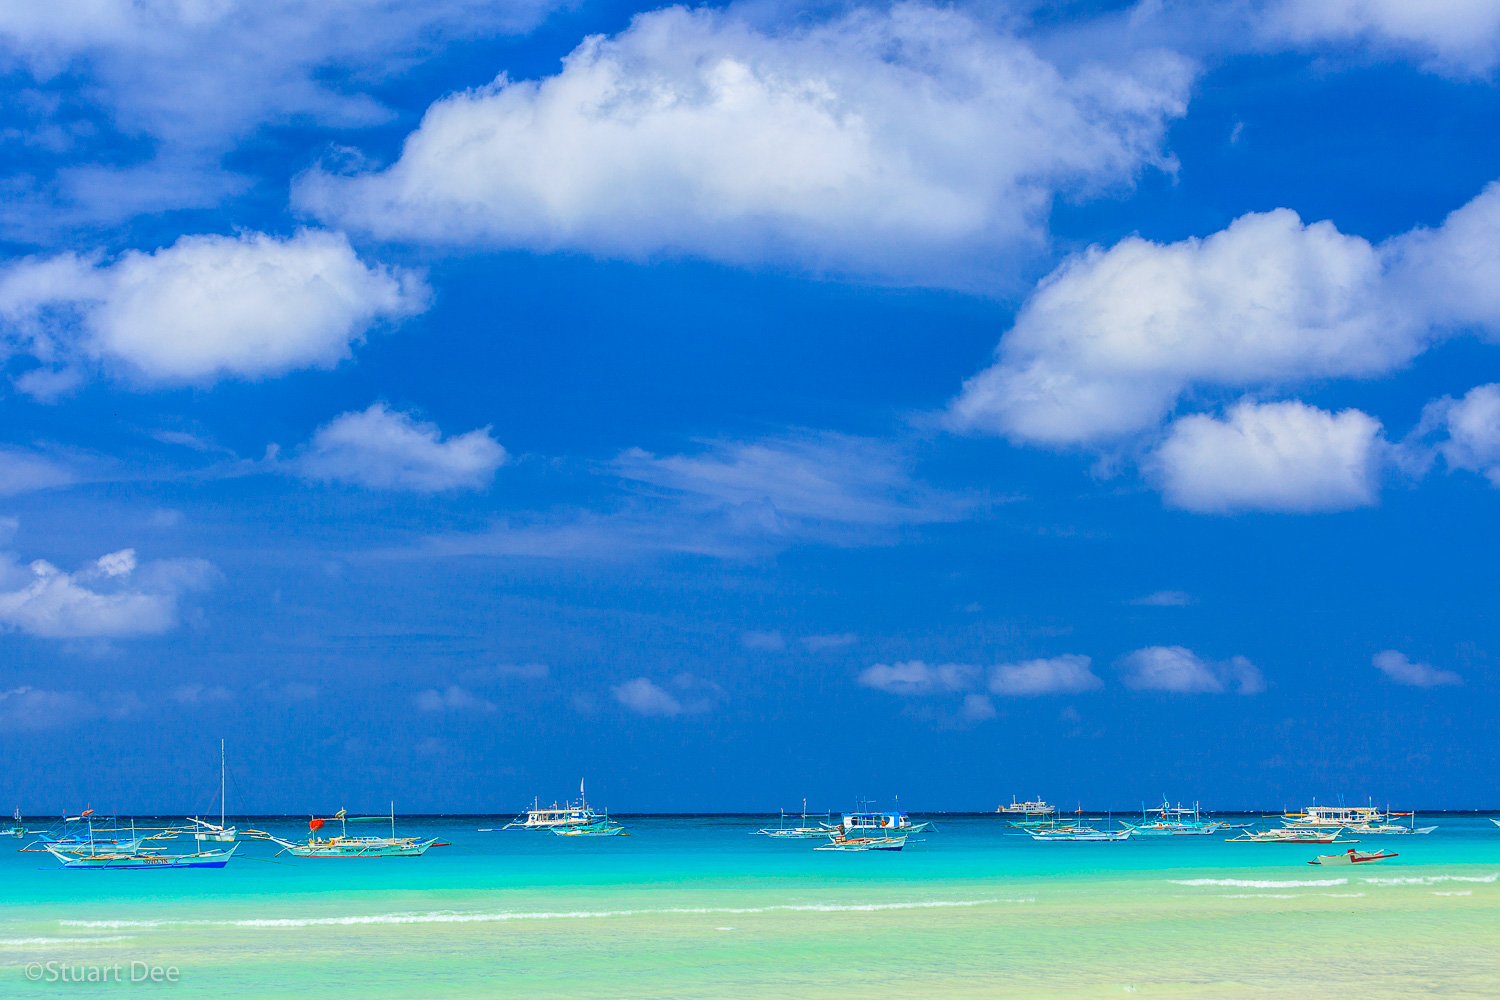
[4,814,1498,998]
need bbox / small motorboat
[1308,848,1398,866]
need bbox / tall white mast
[220,739,226,829]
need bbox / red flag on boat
[309,818,325,832]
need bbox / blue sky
[1,0,1498,815]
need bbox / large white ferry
[503,781,602,830]
[998,797,1055,817]
[1281,805,1387,829]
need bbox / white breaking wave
[1433,890,1473,897]
[0,936,135,947]
[61,897,1031,930]
[1171,878,1346,888]
[1362,873,1498,886]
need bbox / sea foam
[1170,878,1346,888]
[61,897,1032,930]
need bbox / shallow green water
[4,815,1498,997]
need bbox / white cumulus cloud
[1372,650,1462,687]
[298,403,506,493]
[988,654,1103,696]
[1151,400,1386,513]
[1419,383,1500,485]
[0,547,216,639]
[1119,645,1264,694]
[0,230,426,387]
[951,181,1500,448]
[299,3,1192,286]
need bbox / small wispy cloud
[857,661,977,696]
[1372,650,1462,688]
[414,685,496,713]
[989,655,1103,696]
[801,633,857,651]
[1129,590,1192,607]
[1119,646,1265,695]
[613,674,723,717]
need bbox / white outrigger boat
[1122,799,1223,836]
[9,807,28,838]
[1308,848,1398,866]
[816,833,907,852]
[247,806,444,858]
[44,843,239,870]
[1227,827,1356,844]
[756,800,833,838]
[998,797,1055,817]
[186,740,237,843]
[826,805,933,836]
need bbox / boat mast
[220,738,226,830]
[390,801,395,839]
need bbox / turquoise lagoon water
[4,814,1498,998]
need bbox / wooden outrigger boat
[1308,848,1398,866]
[815,833,907,852]
[186,740,237,842]
[1227,827,1357,844]
[247,805,445,858]
[44,843,239,870]
[755,800,833,838]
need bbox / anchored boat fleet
[12,745,1462,868]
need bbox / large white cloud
[0,0,564,226]
[0,229,425,386]
[298,403,507,492]
[1260,0,1500,75]
[299,3,1192,286]
[951,182,1500,447]
[0,547,216,639]
[1151,400,1386,513]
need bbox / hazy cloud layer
[0,0,565,228]
[301,2,1191,287]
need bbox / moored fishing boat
[755,800,832,838]
[827,805,932,836]
[9,807,28,838]
[1308,848,1398,866]
[1227,827,1356,844]
[1122,799,1223,836]
[551,818,629,837]
[815,833,907,851]
[186,740,237,843]
[1028,826,1132,841]
[25,811,146,853]
[44,843,239,870]
[247,806,444,858]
